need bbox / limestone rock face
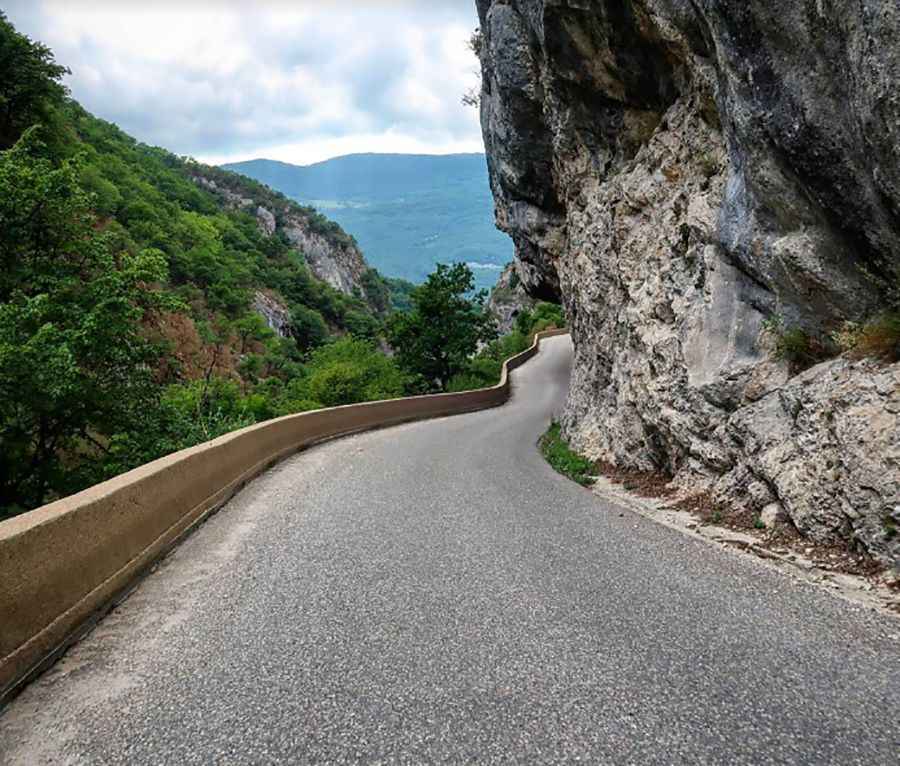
[488,262,537,334]
[281,219,367,296]
[252,290,291,338]
[256,206,277,237]
[193,174,369,298]
[477,0,900,564]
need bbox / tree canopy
[386,263,497,390]
[0,12,69,150]
[0,131,168,510]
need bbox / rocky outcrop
[252,290,291,338]
[193,174,370,298]
[195,176,254,211]
[477,1,900,565]
[256,206,276,237]
[488,262,536,333]
[281,219,367,296]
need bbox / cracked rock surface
[476,0,900,565]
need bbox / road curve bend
[1,335,898,764]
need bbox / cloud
[3,1,484,165]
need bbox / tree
[0,130,167,512]
[461,28,483,109]
[290,304,329,350]
[234,313,274,354]
[0,12,69,149]
[298,337,406,408]
[386,263,497,390]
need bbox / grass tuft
[855,313,900,362]
[539,422,596,486]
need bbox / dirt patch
[593,461,675,499]
[603,478,889,586]
[667,493,886,580]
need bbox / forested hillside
[0,14,412,516]
[0,13,564,518]
[224,154,514,290]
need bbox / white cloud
[3,0,484,165]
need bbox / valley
[224,154,514,291]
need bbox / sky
[4,1,484,166]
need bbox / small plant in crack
[884,516,898,541]
[763,314,834,374]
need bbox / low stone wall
[0,329,568,703]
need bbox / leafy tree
[515,301,565,337]
[342,308,380,341]
[360,267,392,315]
[385,276,417,313]
[0,12,69,149]
[386,263,497,390]
[299,338,405,407]
[290,304,329,350]
[0,131,167,511]
[233,312,275,354]
[447,301,565,392]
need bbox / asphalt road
[1,336,898,764]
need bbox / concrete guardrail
[0,328,569,704]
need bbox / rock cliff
[476,0,900,566]
[488,262,537,333]
[194,174,369,297]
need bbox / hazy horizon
[223,150,487,170]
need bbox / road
[1,335,898,764]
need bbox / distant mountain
[223,154,513,290]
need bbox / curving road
[1,336,899,764]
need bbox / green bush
[856,313,900,362]
[290,304,329,350]
[539,423,596,486]
[446,356,503,392]
[764,315,832,373]
[446,300,566,393]
[297,337,406,407]
[516,302,565,337]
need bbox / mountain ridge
[223,153,513,290]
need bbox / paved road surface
[1,336,898,764]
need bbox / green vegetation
[763,314,832,373]
[854,314,900,362]
[0,13,68,150]
[285,338,406,409]
[0,14,409,517]
[446,302,566,392]
[768,308,900,373]
[387,263,498,390]
[831,315,900,362]
[0,14,559,517]
[884,516,898,541]
[539,423,596,487]
[0,129,169,511]
[223,154,514,291]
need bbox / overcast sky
[4,1,484,166]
